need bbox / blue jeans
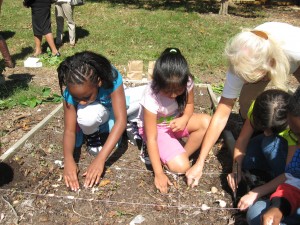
[247,199,300,225]
[242,134,288,178]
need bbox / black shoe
[139,141,151,165]
[86,130,103,156]
[52,52,61,57]
[126,121,142,147]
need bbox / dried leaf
[99,179,111,187]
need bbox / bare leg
[45,33,59,55]
[34,35,42,56]
[184,113,211,156]
[166,113,211,174]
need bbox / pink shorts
[139,126,189,164]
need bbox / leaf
[99,179,111,187]
[42,87,51,97]
[28,99,37,108]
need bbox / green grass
[0,0,268,107]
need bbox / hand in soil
[185,163,203,188]
[154,172,173,194]
[83,158,105,188]
[227,172,242,193]
[238,191,259,211]
[63,160,80,191]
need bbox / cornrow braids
[57,51,117,96]
[252,89,290,134]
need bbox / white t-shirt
[222,22,300,99]
[137,77,194,128]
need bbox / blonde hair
[225,28,289,91]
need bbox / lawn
[1,0,267,83]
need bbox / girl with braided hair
[57,51,127,191]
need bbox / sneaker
[126,121,142,148]
[86,130,103,156]
[139,141,151,165]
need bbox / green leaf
[28,99,37,108]
[42,87,51,97]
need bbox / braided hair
[57,51,117,96]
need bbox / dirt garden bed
[0,84,245,225]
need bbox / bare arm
[238,173,286,211]
[238,145,297,211]
[62,101,80,191]
[227,118,254,192]
[186,96,236,186]
[144,107,172,193]
[170,87,194,132]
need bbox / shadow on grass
[89,0,268,17]
[54,26,90,48]
[0,73,34,99]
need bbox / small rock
[216,199,226,208]
[211,186,218,193]
[201,204,210,211]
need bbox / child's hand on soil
[63,160,80,191]
[186,164,203,188]
[154,172,173,194]
[226,172,241,193]
[83,158,105,188]
[238,191,258,211]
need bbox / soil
[1,5,300,225]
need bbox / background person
[0,0,14,68]
[55,0,76,47]
[28,0,60,56]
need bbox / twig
[71,203,94,219]
[1,196,19,224]
[141,185,164,202]
[7,121,37,135]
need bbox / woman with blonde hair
[186,22,300,187]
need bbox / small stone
[211,186,218,193]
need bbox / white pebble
[201,204,210,211]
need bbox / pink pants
[139,126,189,164]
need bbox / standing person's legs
[55,3,64,45]
[0,35,14,68]
[61,3,75,45]
[33,35,42,56]
[45,33,59,55]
